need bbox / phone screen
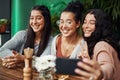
[55,58,82,75]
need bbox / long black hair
[83,9,120,59]
[23,5,52,56]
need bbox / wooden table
[0,59,80,80]
[0,61,39,80]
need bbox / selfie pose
[75,9,120,80]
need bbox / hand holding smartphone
[55,58,82,75]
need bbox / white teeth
[85,31,89,33]
[63,30,68,33]
[84,30,90,33]
[33,26,38,29]
[63,30,69,34]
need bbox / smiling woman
[75,9,120,80]
[51,1,89,59]
[0,5,53,68]
[82,14,96,37]
[29,10,45,33]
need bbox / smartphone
[55,58,82,75]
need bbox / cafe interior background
[0,0,119,46]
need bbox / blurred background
[0,0,120,46]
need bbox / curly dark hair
[23,5,52,56]
[82,9,120,59]
[63,0,84,23]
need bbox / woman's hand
[75,59,103,80]
[2,50,25,68]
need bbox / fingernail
[78,61,82,65]
[83,58,88,62]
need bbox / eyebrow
[60,19,73,21]
[84,19,95,22]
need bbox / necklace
[61,35,81,57]
[61,43,75,57]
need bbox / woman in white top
[51,1,88,59]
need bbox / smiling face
[29,10,45,33]
[59,12,80,37]
[82,13,96,37]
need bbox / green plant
[0,19,9,26]
[48,1,67,36]
[0,19,10,33]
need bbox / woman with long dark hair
[0,5,53,68]
[75,9,120,80]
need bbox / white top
[51,34,86,59]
